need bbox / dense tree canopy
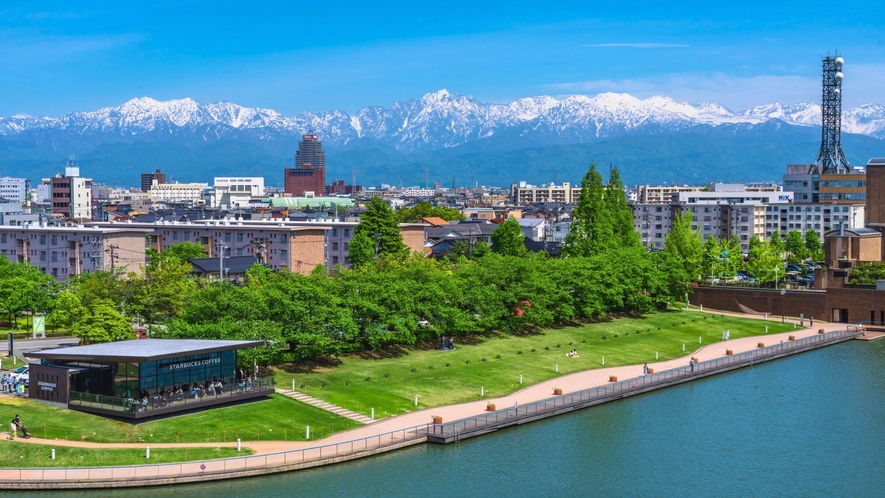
[351,198,409,267]
[563,161,613,257]
[396,202,462,223]
[491,217,526,256]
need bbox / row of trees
[662,210,825,284]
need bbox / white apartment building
[205,177,265,209]
[150,182,207,205]
[510,182,581,205]
[0,177,28,204]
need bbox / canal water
[7,339,885,497]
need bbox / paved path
[0,309,849,457]
[274,388,376,424]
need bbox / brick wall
[689,287,828,320]
[400,225,426,255]
[291,229,327,275]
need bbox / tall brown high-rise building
[141,169,167,192]
[284,134,326,196]
[866,158,885,225]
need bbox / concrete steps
[275,388,376,424]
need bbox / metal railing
[69,376,276,414]
[436,328,860,438]
[0,423,432,484]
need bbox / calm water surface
[6,340,884,497]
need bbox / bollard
[699,336,702,344]
[655,351,658,360]
[682,344,685,352]
[601,356,605,366]
[237,439,241,451]
[414,395,418,406]
[146,447,150,459]
[306,426,310,439]
[292,379,295,391]
[51,449,55,460]
[481,387,484,397]
[764,313,768,320]
[519,375,523,384]
[371,408,375,420]
[765,326,768,333]
[793,323,796,329]
[555,364,558,373]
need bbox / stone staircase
[275,388,376,424]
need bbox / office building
[150,182,206,205]
[50,158,93,219]
[285,134,326,196]
[141,169,167,192]
[510,182,581,205]
[0,177,28,204]
[205,177,265,208]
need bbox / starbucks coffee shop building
[29,339,275,419]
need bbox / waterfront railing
[435,328,860,438]
[0,423,432,483]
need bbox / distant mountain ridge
[1,90,884,188]
[3,90,885,150]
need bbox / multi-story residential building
[140,169,167,192]
[284,134,326,196]
[50,160,93,219]
[763,204,864,240]
[0,177,28,204]
[0,224,149,281]
[510,182,581,205]
[150,182,207,205]
[90,219,427,274]
[636,185,704,204]
[783,164,866,204]
[205,177,265,208]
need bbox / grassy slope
[0,445,251,468]
[0,394,354,444]
[275,310,795,418]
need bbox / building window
[224,233,231,242]
[237,248,243,256]
[237,233,243,242]
[344,229,351,237]
[332,228,339,237]
[332,242,339,251]
[280,235,288,243]
[173,232,179,241]
[280,249,288,259]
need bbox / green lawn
[0,444,251,468]
[275,310,795,418]
[0,394,355,444]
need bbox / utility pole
[105,243,119,274]
[216,241,228,280]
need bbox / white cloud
[547,66,885,110]
[582,43,689,48]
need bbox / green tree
[785,230,806,263]
[396,202,463,223]
[747,236,781,284]
[491,218,526,256]
[563,161,613,257]
[353,197,409,266]
[769,229,785,255]
[148,241,206,270]
[662,211,703,280]
[805,230,824,261]
[0,258,56,326]
[72,299,135,344]
[347,230,377,268]
[606,166,642,250]
[700,236,721,279]
[49,289,87,330]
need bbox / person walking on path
[689,358,695,372]
[810,317,814,327]
[643,363,649,376]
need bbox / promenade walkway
[0,309,859,488]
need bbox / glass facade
[63,351,237,399]
[140,351,236,396]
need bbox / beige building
[0,224,150,281]
[150,182,207,205]
[90,219,427,274]
[510,182,581,205]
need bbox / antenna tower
[814,53,849,173]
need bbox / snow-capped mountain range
[2,90,884,152]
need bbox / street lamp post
[780,289,786,323]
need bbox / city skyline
[1,1,883,117]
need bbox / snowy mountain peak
[1,91,884,148]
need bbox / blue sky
[1,1,883,116]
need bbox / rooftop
[30,339,264,362]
